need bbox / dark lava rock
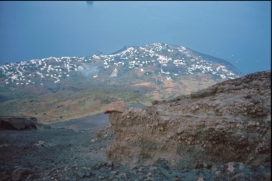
[0,123,270,180]
[9,167,40,181]
[0,117,37,130]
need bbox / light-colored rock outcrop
[105,71,271,169]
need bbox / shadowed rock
[0,116,38,130]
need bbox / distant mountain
[0,43,243,123]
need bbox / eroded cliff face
[105,71,271,170]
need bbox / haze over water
[0,1,270,74]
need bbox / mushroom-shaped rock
[103,101,126,114]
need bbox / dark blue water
[0,1,270,74]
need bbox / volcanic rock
[0,116,38,130]
[10,167,39,181]
[106,70,271,170]
[103,101,126,114]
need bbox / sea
[0,1,270,74]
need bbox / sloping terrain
[105,71,271,172]
[0,71,270,181]
[0,43,243,123]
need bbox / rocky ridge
[105,71,271,172]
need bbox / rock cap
[103,101,126,114]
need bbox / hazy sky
[0,1,270,74]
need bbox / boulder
[103,101,126,114]
[0,116,38,130]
